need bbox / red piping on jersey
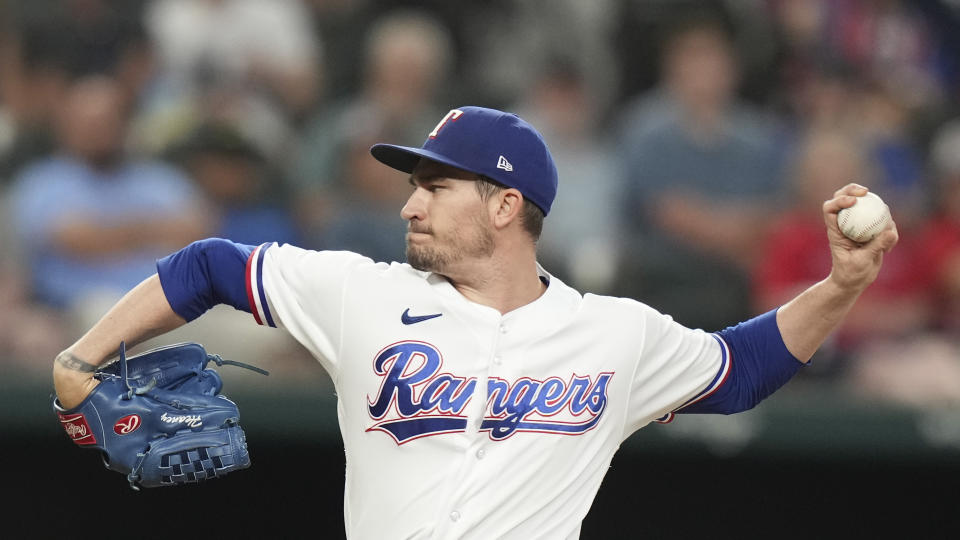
[245,245,263,325]
[654,335,733,424]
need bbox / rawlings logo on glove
[114,415,142,435]
[60,413,96,444]
[54,342,268,490]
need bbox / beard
[406,214,495,273]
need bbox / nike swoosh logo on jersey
[401,309,443,325]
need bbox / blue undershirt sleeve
[677,309,805,415]
[156,238,257,322]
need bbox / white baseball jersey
[245,243,728,539]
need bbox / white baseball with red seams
[837,191,892,243]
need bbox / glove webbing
[159,444,240,485]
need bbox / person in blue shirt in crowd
[8,75,210,311]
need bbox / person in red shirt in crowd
[849,118,960,407]
[914,119,960,333]
[752,127,930,374]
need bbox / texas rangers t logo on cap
[428,109,464,139]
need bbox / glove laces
[207,354,270,376]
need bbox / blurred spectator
[913,118,960,333]
[0,0,153,185]
[135,0,322,160]
[3,0,153,93]
[167,121,300,246]
[852,80,928,226]
[130,120,312,373]
[766,0,953,118]
[288,9,453,256]
[455,0,621,112]
[311,119,410,263]
[776,58,861,134]
[766,0,944,226]
[0,192,71,367]
[302,0,400,102]
[614,0,780,113]
[512,57,623,294]
[752,127,929,373]
[613,11,786,330]
[776,61,928,225]
[845,115,960,407]
[7,76,211,320]
[0,31,66,186]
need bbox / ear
[490,188,524,230]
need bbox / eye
[410,177,446,192]
[420,181,446,193]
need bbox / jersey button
[476,448,486,459]
[499,324,508,334]
[493,356,502,365]
[450,510,461,522]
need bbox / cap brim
[370,143,481,177]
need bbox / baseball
[837,191,892,243]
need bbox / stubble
[406,213,495,273]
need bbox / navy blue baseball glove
[54,342,268,490]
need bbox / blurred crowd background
[3,0,960,411]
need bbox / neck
[443,246,546,314]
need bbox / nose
[401,187,426,222]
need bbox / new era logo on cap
[369,106,559,215]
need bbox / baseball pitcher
[53,106,898,538]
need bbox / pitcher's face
[401,159,495,273]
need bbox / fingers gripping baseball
[822,183,898,291]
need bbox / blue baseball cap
[370,106,558,215]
